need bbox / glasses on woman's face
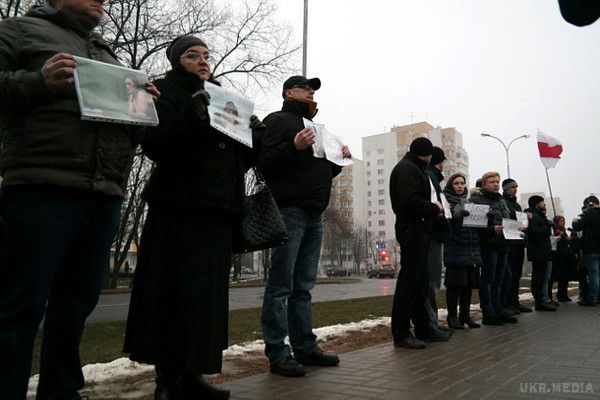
[180,52,213,63]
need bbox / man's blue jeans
[479,245,508,318]
[0,185,122,400]
[261,207,323,364]
[584,253,600,303]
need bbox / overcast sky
[250,0,600,220]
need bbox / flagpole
[544,167,557,218]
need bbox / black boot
[154,366,181,400]
[446,287,464,329]
[181,374,230,400]
[459,288,481,328]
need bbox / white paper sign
[550,235,558,251]
[204,81,254,147]
[440,193,452,219]
[304,118,352,166]
[516,211,529,228]
[503,218,524,240]
[463,204,490,228]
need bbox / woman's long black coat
[123,69,253,374]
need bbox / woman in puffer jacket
[443,173,483,329]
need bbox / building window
[368,211,372,216]
[378,220,385,226]
[378,189,385,195]
[377,149,384,155]
[378,231,386,237]
[378,209,385,215]
[366,161,371,167]
[377,169,384,175]
[368,221,372,227]
[367,171,371,177]
[367,181,371,186]
[378,179,385,185]
[378,199,385,205]
[366,151,371,157]
[367,191,371,197]
[367,201,371,207]
[377,159,384,165]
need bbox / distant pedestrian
[259,75,352,377]
[572,196,600,306]
[389,137,444,349]
[525,195,557,311]
[442,173,482,329]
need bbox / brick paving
[223,302,600,399]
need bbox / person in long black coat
[442,173,482,329]
[123,36,261,400]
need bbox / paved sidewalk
[223,302,600,399]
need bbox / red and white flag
[537,129,563,169]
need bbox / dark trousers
[504,247,525,307]
[0,186,121,400]
[391,225,430,341]
[548,279,569,301]
[531,260,551,306]
[479,245,508,318]
[446,287,473,317]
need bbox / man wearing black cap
[525,195,557,311]
[501,179,532,313]
[414,146,452,340]
[259,75,351,377]
[389,137,444,349]
[0,1,159,398]
[572,196,600,306]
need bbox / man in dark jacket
[0,1,158,399]
[470,172,517,325]
[389,137,443,349]
[414,146,452,341]
[525,195,557,311]
[260,76,351,377]
[501,178,532,313]
[572,195,600,306]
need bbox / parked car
[367,264,396,279]
[326,267,352,278]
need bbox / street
[88,276,397,323]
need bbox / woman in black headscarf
[123,36,263,400]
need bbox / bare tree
[349,225,367,275]
[0,0,39,19]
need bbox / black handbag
[232,167,288,253]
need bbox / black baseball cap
[282,76,321,95]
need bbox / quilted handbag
[232,167,288,253]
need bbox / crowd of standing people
[389,136,600,349]
[0,1,599,400]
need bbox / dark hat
[166,35,208,68]
[409,137,434,157]
[282,76,321,95]
[431,147,446,165]
[528,195,545,209]
[584,195,600,206]
[502,178,518,192]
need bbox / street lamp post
[302,0,308,76]
[480,133,530,178]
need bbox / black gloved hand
[191,89,211,122]
[249,115,267,131]
[461,210,471,217]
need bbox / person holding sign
[415,146,452,341]
[501,178,532,314]
[469,172,516,326]
[123,36,263,400]
[0,1,159,399]
[525,195,557,311]
[389,137,444,349]
[259,75,351,378]
[442,173,483,329]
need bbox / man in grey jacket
[0,1,157,399]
